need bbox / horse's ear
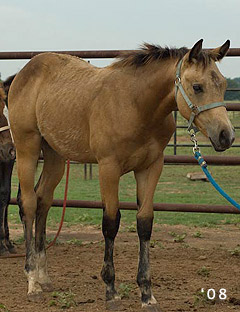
[210,40,230,61]
[188,39,203,62]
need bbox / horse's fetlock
[141,291,153,305]
[106,287,118,301]
[101,262,115,284]
[137,273,151,289]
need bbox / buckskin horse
[0,75,16,255]
[8,39,234,311]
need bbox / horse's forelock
[188,51,212,68]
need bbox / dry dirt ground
[1,223,240,312]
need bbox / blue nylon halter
[175,59,226,133]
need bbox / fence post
[174,111,178,155]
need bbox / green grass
[8,162,240,228]
[50,291,77,309]
[7,108,240,229]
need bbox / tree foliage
[225,78,240,101]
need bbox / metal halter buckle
[189,129,199,153]
[175,76,181,86]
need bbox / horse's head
[0,84,15,162]
[175,39,234,152]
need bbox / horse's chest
[121,140,161,172]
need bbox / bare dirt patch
[1,223,240,312]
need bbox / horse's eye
[193,84,203,94]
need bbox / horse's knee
[137,216,153,241]
[36,194,52,212]
[20,192,37,225]
[102,209,121,240]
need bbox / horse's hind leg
[99,160,122,309]
[34,143,65,292]
[16,133,42,301]
[134,156,164,311]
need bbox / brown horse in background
[0,76,15,162]
[8,39,234,311]
[0,76,16,255]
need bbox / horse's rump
[8,53,109,162]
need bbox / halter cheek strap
[0,125,10,133]
[0,105,13,141]
[175,58,226,133]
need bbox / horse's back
[8,52,173,168]
[9,52,96,100]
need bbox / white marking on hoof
[37,251,52,286]
[142,295,157,307]
[26,270,42,294]
[113,294,121,301]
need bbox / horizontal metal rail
[168,143,240,148]
[8,198,240,214]
[226,88,240,92]
[0,48,240,60]
[164,155,240,165]
[25,154,240,166]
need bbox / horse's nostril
[219,129,232,148]
[9,147,16,159]
[219,130,228,147]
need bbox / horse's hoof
[27,292,45,303]
[106,299,124,311]
[41,282,54,292]
[7,245,17,254]
[142,303,162,312]
[0,245,9,256]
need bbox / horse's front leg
[0,160,14,255]
[99,160,122,310]
[0,200,7,255]
[3,160,16,253]
[134,155,164,312]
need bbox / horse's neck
[134,59,177,121]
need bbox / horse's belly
[39,127,97,163]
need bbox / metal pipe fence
[2,48,240,213]
[0,48,240,59]
[8,198,240,214]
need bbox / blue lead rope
[194,151,240,211]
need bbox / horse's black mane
[113,43,211,68]
[2,74,16,107]
[3,74,16,92]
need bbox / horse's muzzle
[209,127,235,152]
[0,143,16,162]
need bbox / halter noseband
[175,58,226,133]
